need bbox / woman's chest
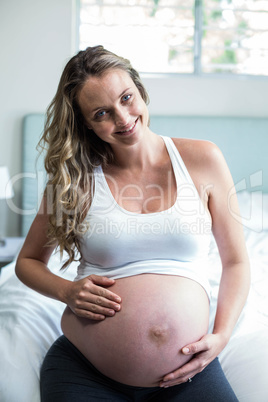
[104,166,177,214]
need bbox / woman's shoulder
[171,136,220,155]
[171,137,224,170]
[170,137,230,189]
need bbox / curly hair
[39,46,150,268]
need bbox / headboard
[21,114,268,236]
[22,114,46,236]
[150,116,268,193]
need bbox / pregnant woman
[16,46,250,401]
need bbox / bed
[0,114,268,402]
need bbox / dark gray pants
[40,335,238,402]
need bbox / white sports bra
[75,136,212,299]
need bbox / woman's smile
[115,117,139,136]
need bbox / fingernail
[108,310,115,316]
[183,347,190,353]
[115,304,121,311]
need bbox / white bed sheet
[0,192,268,402]
[207,227,268,402]
[0,255,78,402]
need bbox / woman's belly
[61,274,210,387]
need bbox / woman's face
[77,69,149,148]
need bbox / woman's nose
[114,106,129,127]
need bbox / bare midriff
[61,274,210,387]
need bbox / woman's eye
[122,94,131,102]
[96,110,106,118]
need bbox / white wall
[0,0,75,236]
[145,74,268,117]
[1,0,268,236]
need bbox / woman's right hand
[64,275,121,320]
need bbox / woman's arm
[208,147,250,342]
[160,141,250,387]
[15,196,121,320]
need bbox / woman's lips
[116,118,138,136]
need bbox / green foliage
[211,10,222,20]
[238,20,248,34]
[150,0,161,17]
[168,48,179,63]
[212,39,237,72]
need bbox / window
[79,0,268,77]
[201,0,268,76]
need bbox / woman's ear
[83,120,91,130]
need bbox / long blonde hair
[39,46,149,268]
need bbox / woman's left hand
[159,333,227,388]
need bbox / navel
[148,324,170,346]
